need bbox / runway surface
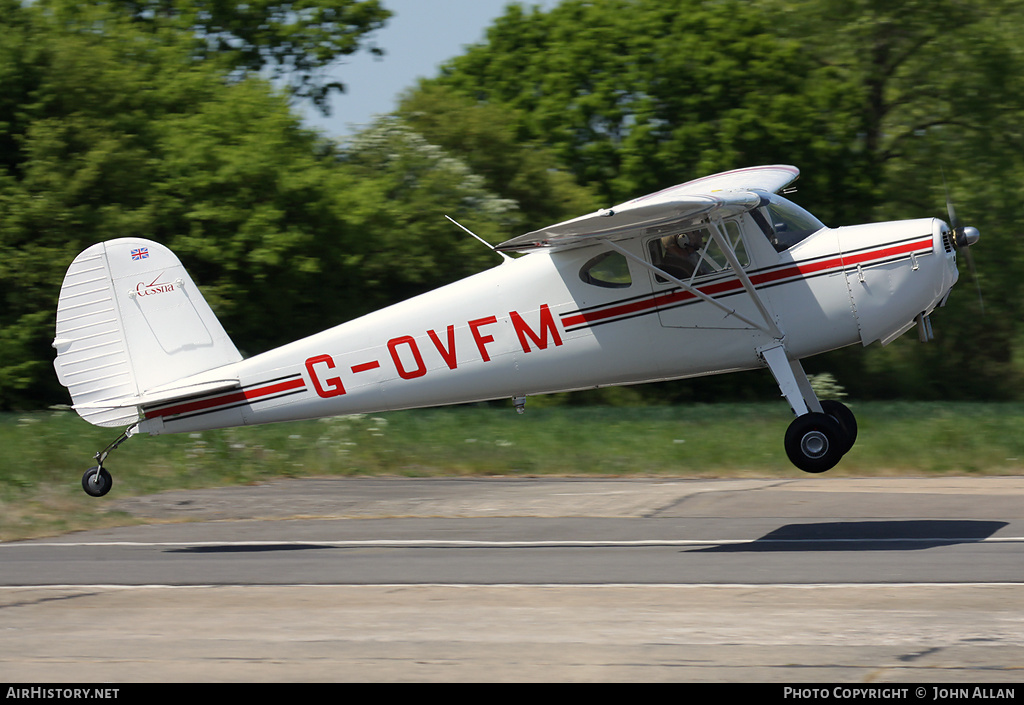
[3,476,1024,682]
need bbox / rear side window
[580,251,632,288]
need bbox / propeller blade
[963,246,985,313]
[941,169,983,311]
[942,169,960,230]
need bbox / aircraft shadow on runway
[689,520,1009,552]
[167,544,336,553]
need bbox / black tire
[82,466,113,497]
[784,412,845,474]
[820,400,857,455]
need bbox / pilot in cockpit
[662,231,705,278]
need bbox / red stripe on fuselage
[561,238,932,329]
[146,377,306,419]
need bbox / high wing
[496,164,799,253]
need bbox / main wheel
[821,400,857,455]
[82,466,113,497]
[784,412,845,474]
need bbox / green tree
[336,115,519,309]
[0,0,391,407]
[426,0,863,224]
[397,83,600,233]
[0,0,537,409]
[768,0,1024,399]
[99,0,391,112]
[420,0,1024,401]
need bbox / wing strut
[706,219,785,340]
[603,229,783,339]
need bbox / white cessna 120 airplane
[54,165,979,496]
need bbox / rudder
[53,238,242,427]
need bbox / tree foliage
[4,0,1024,408]
[396,84,600,234]
[102,0,392,111]
[412,0,1024,401]
[0,0,503,407]
[766,0,1024,398]
[426,0,865,224]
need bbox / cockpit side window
[704,221,747,270]
[579,250,632,288]
[753,193,826,252]
[646,221,748,285]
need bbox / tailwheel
[82,466,113,497]
[784,412,845,474]
[81,425,136,497]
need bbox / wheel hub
[800,430,829,459]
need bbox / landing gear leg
[82,425,137,497]
[759,344,856,474]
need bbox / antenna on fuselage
[445,215,511,261]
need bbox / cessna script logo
[129,273,176,298]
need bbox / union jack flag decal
[131,247,149,261]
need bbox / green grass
[3,402,1024,540]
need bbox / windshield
[753,193,826,252]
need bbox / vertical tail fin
[53,238,242,427]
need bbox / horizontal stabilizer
[70,378,241,410]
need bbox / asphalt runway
[3,476,1024,682]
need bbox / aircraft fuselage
[136,211,957,436]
